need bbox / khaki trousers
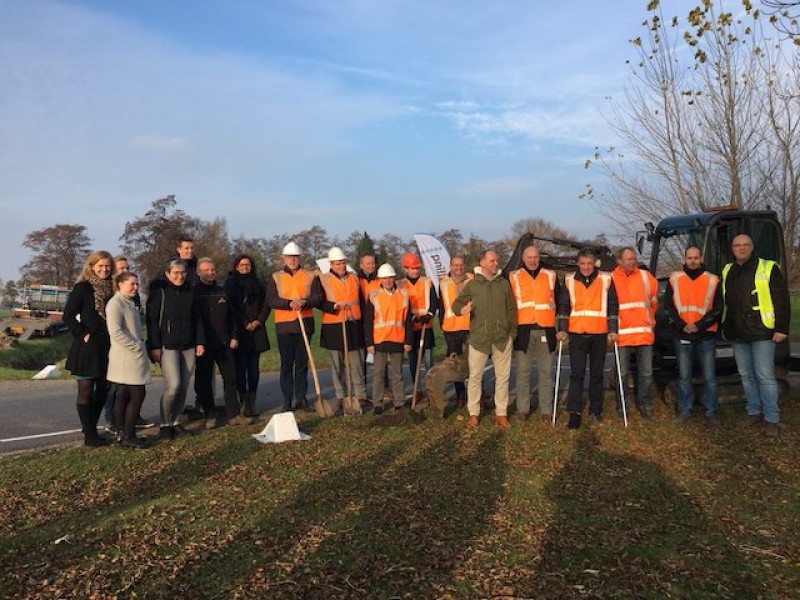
[467,338,513,417]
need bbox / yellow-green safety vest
[721,258,776,329]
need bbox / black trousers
[567,333,607,416]
[195,346,239,418]
[277,333,309,410]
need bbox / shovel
[552,338,563,427]
[614,340,628,428]
[411,321,428,410]
[341,306,362,416]
[297,310,339,418]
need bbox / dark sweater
[146,279,205,351]
[722,255,790,341]
[194,280,238,350]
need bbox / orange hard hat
[401,252,422,268]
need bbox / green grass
[0,334,72,372]
[0,397,798,598]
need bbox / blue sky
[0,0,696,283]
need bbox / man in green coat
[453,250,518,429]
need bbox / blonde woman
[64,250,117,447]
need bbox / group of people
[64,238,270,448]
[450,236,789,437]
[63,232,790,448]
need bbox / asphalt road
[3,343,797,454]
[0,357,562,454]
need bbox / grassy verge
[0,397,798,598]
[0,334,72,372]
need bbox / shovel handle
[297,311,321,397]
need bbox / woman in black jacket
[146,259,205,440]
[64,250,117,447]
[224,254,270,418]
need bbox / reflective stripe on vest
[670,270,719,333]
[509,268,556,327]
[370,287,409,344]
[440,274,473,332]
[565,271,611,334]
[320,272,362,323]
[722,259,777,329]
[400,276,432,331]
[613,267,656,345]
[272,269,314,323]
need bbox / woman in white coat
[106,272,151,449]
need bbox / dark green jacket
[452,272,517,354]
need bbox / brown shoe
[467,415,479,428]
[228,415,254,426]
[764,422,779,437]
[741,414,763,427]
[495,415,511,429]
[516,412,529,422]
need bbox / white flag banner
[414,233,450,295]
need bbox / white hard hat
[282,241,301,256]
[328,247,347,262]
[377,263,396,278]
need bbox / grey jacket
[452,271,517,354]
[106,292,151,386]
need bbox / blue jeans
[732,340,779,424]
[160,348,196,425]
[615,344,653,411]
[674,337,718,416]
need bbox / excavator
[637,205,792,402]
[424,207,792,415]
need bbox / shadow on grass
[510,429,765,598]
[158,429,507,598]
[0,433,256,571]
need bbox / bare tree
[263,233,292,274]
[506,217,573,256]
[585,0,800,280]
[294,225,329,267]
[120,195,232,287]
[119,196,200,286]
[20,224,91,286]
[438,228,464,258]
[194,217,232,282]
[762,0,800,39]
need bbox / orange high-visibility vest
[400,276,432,332]
[670,270,719,332]
[359,276,381,303]
[439,273,473,332]
[509,268,556,327]
[271,269,314,324]
[612,266,658,346]
[370,287,409,344]
[565,271,612,334]
[320,272,362,324]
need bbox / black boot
[78,404,109,447]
